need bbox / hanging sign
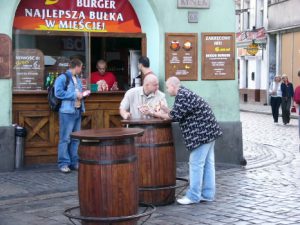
[246,43,259,56]
[13,0,141,33]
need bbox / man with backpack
[54,58,85,173]
[293,71,300,138]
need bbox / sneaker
[70,164,79,171]
[176,196,198,205]
[60,166,71,173]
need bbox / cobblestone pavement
[0,112,299,225]
[240,103,298,119]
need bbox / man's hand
[160,104,170,114]
[123,112,131,120]
[120,109,131,120]
[77,92,83,100]
[139,105,152,116]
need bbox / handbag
[291,106,297,113]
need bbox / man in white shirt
[120,74,167,119]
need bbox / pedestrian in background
[144,76,222,205]
[269,75,282,124]
[293,71,300,138]
[281,74,294,125]
[55,59,85,173]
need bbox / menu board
[13,49,44,91]
[165,33,198,81]
[202,33,235,80]
[0,34,12,79]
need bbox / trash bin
[15,126,27,169]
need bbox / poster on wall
[0,34,12,79]
[13,0,141,33]
[13,49,45,91]
[165,33,198,81]
[202,33,235,80]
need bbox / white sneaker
[60,166,71,173]
[176,196,198,205]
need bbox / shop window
[12,33,142,92]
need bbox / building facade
[236,0,269,104]
[268,0,300,88]
[0,0,244,171]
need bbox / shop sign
[202,33,235,80]
[13,49,45,91]
[165,33,198,81]
[178,0,210,9]
[246,43,259,56]
[0,34,12,79]
[236,27,266,43]
[13,0,141,33]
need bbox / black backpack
[48,74,70,112]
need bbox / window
[12,32,143,92]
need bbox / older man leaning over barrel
[141,76,222,205]
[119,74,167,119]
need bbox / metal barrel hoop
[64,203,156,224]
[139,177,189,206]
[139,177,189,191]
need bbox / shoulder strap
[63,73,70,90]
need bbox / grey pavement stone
[0,112,300,225]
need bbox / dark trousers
[281,97,292,124]
[270,97,282,123]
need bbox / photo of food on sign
[170,40,180,51]
[183,41,192,51]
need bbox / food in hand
[83,90,91,97]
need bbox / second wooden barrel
[71,128,144,225]
[122,119,176,206]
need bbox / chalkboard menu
[202,33,235,80]
[165,33,198,81]
[0,34,12,79]
[13,49,44,91]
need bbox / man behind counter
[120,74,167,119]
[138,56,154,79]
[91,59,118,91]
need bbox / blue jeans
[186,141,216,202]
[58,109,81,169]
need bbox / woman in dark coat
[281,74,294,125]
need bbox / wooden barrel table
[122,119,176,206]
[71,128,144,225]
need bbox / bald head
[166,76,181,96]
[166,76,181,88]
[144,74,158,85]
[143,74,159,95]
[96,60,107,75]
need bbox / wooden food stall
[12,0,146,165]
